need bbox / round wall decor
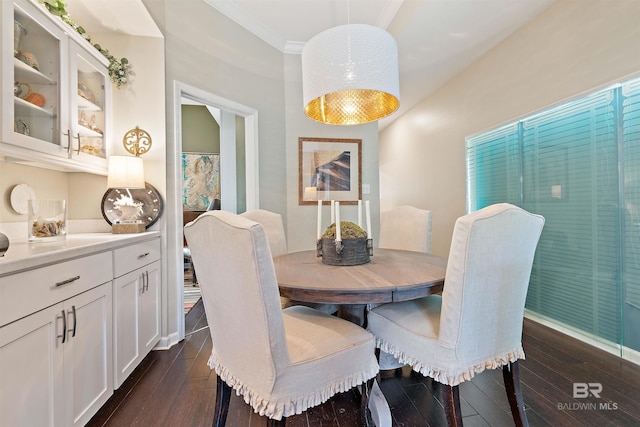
[101,182,163,228]
[10,184,36,214]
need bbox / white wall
[379,0,640,257]
[142,0,384,340]
[68,35,166,225]
[0,162,68,225]
[283,54,380,252]
[143,0,288,342]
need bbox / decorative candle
[335,201,341,241]
[331,200,335,224]
[317,200,322,240]
[358,200,362,228]
[365,200,372,238]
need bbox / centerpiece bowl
[317,221,373,266]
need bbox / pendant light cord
[347,0,350,24]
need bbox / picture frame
[182,152,220,211]
[298,137,362,205]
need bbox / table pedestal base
[369,380,392,427]
[337,304,367,326]
[338,304,393,426]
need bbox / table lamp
[107,155,146,233]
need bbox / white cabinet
[0,303,65,427]
[0,234,163,425]
[1,0,111,174]
[64,284,113,427]
[0,254,113,427]
[113,239,161,388]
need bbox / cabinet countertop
[0,232,161,277]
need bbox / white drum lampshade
[107,155,145,189]
[302,24,400,125]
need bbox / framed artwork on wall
[182,152,220,211]
[298,137,362,205]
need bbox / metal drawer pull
[55,275,80,287]
[138,252,150,259]
[58,310,67,344]
[68,305,77,338]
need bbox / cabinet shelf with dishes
[14,96,55,117]
[1,0,112,175]
[77,93,102,112]
[14,56,53,84]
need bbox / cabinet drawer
[113,238,161,278]
[0,251,113,327]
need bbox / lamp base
[112,223,146,234]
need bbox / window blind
[622,79,640,350]
[466,77,640,351]
[466,123,521,211]
[521,90,619,343]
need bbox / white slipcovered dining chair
[378,205,432,254]
[240,209,288,257]
[376,205,433,370]
[367,203,544,426]
[184,211,378,426]
[241,209,339,315]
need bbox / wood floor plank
[89,302,640,427]
[378,374,426,427]
[519,362,625,427]
[523,319,640,386]
[459,414,491,427]
[518,381,576,427]
[331,389,366,427]
[468,369,512,413]
[523,336,640,422]
[402,382,449,426]
[159,377,211,427]
[472,363,551,427]
[456,381,513,427]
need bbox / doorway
[170,80,259,341]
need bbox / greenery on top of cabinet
[37,0,132,88]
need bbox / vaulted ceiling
[67,0,556,128]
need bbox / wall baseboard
[525,310,639,366]
[154,332,180,350]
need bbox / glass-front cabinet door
[1,0,111,174]
[3,0,67,158]
[70,41,111,169]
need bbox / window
[466,77,640,354]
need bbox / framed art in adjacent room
[298,137,362,205]
[182,152,220,211]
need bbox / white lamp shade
[302,24,400,125]
[304,186,318,200]
[107,156,145,189]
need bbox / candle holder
[317,237,373,266]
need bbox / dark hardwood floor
[88,300,640,426]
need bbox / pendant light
[302,23,400,125]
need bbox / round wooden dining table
[274,248,447,323]
[273,248,447,427]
